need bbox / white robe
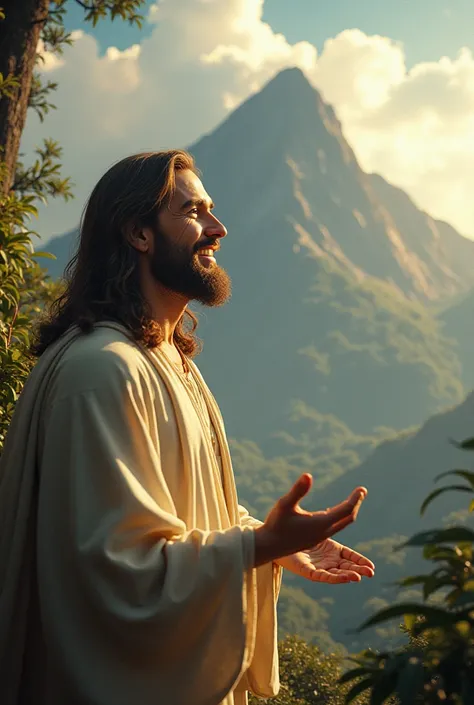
[0,322,282,705]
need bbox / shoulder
[48,325,154,401]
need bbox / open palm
[276,538,375,584]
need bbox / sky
[21,0,474,242]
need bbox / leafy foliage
[0,188,65,447]
[13,139,73,200]
[342,445,474,704]
[250,636,368,705]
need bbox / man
[0,150,374,705]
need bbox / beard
[149,233,232,307]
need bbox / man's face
[148,169,231,307]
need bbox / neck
[141,274,189,346]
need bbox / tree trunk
[0,0,50,195]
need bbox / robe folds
[0,322,282,705]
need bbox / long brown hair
[31,150,202,357]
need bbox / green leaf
[436,469,474,488]
[32,250,56,260]
[345,677,374,704]
[339,667,372,685]
[423,574,444,600]
[421,485,473,515]
[450,437,474,451]
[358,603,454,632]
[403,527,474,547]
[3,384,18,403]
[403,613,416,631]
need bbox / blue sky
[64,0,473,67]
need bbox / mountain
[189,67,467,441]
[42,227,78,280]
[440,287,474,389]
[368,173,474,300]
[40,67,470,445]
[191,68,474,302]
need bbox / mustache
[194,240,220,253]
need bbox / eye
[188,207,199,215]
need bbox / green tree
[0,0,147,453]
[342,438,474,705]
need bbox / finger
[323,487,367,525]
[279,473,313,510]
[307,568,357,584]
[336,562,375,578]
[323,513,356,538]
[340,546,375,570]
[353,565,375,578]
[327,568,361,582]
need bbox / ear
[125,223,152,253]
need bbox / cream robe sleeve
[235,506,283,697]
[37,348,256,705]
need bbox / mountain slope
[368,173,474,300]
[440,287,474,388]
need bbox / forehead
[171,169,211,205]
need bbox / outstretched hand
[275,539,375,584]
[254,473,369,568]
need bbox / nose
[204,213,227,240]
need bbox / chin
[197,279,232,308]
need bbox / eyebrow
[180,197,215,211]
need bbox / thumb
[279,473,313,510]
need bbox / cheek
[177,220,201,247]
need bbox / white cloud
[310,31,474,235]
[20,0,474,241]
[36,38,66,72]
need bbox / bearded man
[0,151,374,705]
